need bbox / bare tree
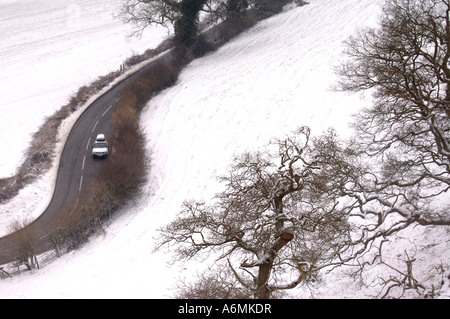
[118,0,183,36]
[337,0,449,222]
[330,0,450,284]
[118,0,233,41]
[156,0,449,298]
[158,127,354,298]
[9,221,40,271]
[338,0,449,172]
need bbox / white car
[92,134,109,158]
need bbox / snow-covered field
[0,0,449,299]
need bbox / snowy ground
[1,0,449,299]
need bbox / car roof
[96,134,106,141]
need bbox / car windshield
[94,142,107,148]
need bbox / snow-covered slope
[1,0,448,299]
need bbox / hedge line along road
[0,50,175,266]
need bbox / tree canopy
[119,0,249,45]
[337,0,450,227]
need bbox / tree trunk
[256,262,273,299]
[255,232,294,299]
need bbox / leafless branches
[118,0,230,38]
[118,0,182,37]
[158,127,354,298]
[157,0,450,299]
[337,0,450,227]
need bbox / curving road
[0,9,269,266]
[0,50,175,265]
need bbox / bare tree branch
[157,127,353,298]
